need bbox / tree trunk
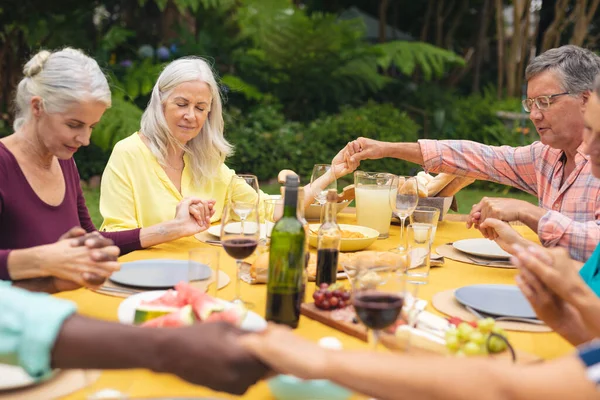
[570,0,600,46]
[516,0,532,93]
[495,0,505,99]
[541,0,571,52]
[379,0,390,43]
[420,0,435,42]
[506,0,528,97]
[472,0,493,93]
[444,0,469,50]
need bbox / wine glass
[389,176,419,251]
[310,164,337,224]
[228,174,260,230]
[221,202,260,306]
[351,253,406,351]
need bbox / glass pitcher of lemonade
[354,171,395,239]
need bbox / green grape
[492,326,507,337]
[488,335,508,353]
[445,328,458,341]
[454,350,466,358]
[457,322,475,341]
[477,317,495,334]
[469,331,486,346]
[463,341,482,356]
[446,335,461,352]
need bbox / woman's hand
[174,197,216,237]
[239,323,328,380]
[39,233,120,289]
[331,147,359,179]
[478,218,530,254]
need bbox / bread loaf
[426,173,456,197]
[415,175,429,198]
[437,176,476,197]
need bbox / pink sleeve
[538,211,600,262]
[418,139,540,196]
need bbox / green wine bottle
[266,175,306,328]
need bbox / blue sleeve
[579,244,600,296]
[0,281,76,378]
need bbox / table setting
[22,167,572,400]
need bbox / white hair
[140,57,233,184]
[13,47,111,130]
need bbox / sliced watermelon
[142,289,187,308]
[204,304,247,326]
[141,305,195,328]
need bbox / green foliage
[118,59,165,100]
[221,75,264,101]
[375,41,465,81]
[92,94,143,151]
[224,101,421,183]
[74,143,111,182]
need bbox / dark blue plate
[110,259,211,289]
[454,284,537,319]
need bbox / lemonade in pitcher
[354,172,395,239]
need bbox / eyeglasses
[522,92,570,112]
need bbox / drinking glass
[409,206,440,246]
[351,253,406,351]
[389,176,419,250]
[221,203,260,306]
[188,248,220,298]
[264,197,284,241]
[310,164,337,223]
[228,174,260,223]
[405,223,432,285]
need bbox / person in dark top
[1,48,215,292]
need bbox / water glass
[188,248,220,298]
[264,197,284,240]
[409,206,440,246]
[405,224,432,284]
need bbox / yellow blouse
[99,133,264,231]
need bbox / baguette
[415,175,429,198]
[426,173,456,197]
[437,176,476,197]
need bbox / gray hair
[140,57,232,184]
[526,45,600,94]
[13,48,111,130]
[595,74,600,98]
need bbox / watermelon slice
[142,289,187,308]
[204,304,247,325]
[134,305,180,324]
[141,305,195,328]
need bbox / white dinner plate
[452,238,511,260]
[206,222,266,239]
[0,364,56,391]
[454,284,537,319]
[118,290,267,332]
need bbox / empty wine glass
[389,176,419,251]
[228,174,260,229]
[310,164,337,223]
[352,254,406,351]
[221,202,260,306]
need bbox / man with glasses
[339,45,600,262]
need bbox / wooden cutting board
[300,302,541,363]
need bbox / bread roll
[437,176,476,197]
[417,171,434,184]
[426,173,456,197]
[415,175,429,198]
[277,169,299,184]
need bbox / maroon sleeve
[71,161,142,255]
[0,250,10,280]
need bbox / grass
[82,185,537,228]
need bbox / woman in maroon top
[1,48,214,292]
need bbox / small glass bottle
[316,189,341,286]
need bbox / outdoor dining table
[55,211,575,399]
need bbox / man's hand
[343,137,387,164]
[163,322,269,395]
[331,147,359,179]
[467,197,541,238]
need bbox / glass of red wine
[221,202,260,306]
[352,254,406,351]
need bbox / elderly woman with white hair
[99,57,353,231]
[0,48,213,293]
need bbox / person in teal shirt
[0,281,267,394]
[578,245,600,295]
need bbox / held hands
[331,146,359,179]
[164,321,268,395]
[466,197,527,238]
[42,227,121,291]
[343,137,386,165]
[239,323,328,380]
[174,197,216,237]
[478,218,529,254]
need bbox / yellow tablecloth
[55,214,574,399]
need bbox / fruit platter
[117,282,267,331]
